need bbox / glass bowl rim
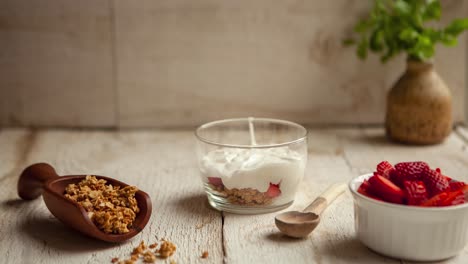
[194,117,308,149]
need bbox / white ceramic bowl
[349,173,468,261]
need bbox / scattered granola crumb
[64,175,139,234]
[132,241,146,255]
[149,243,158,249]
[112,239,178,264]
[143,251,156,263]
[130,254,138,261]
[157,239,177,258]
[169,259,177,264]
[201,251,209,259]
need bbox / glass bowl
[195,117,308,214]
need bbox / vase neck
[406,59,434,73]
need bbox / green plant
[346,0,468,62]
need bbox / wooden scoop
[275,183,347,238]
[17,163,152,243]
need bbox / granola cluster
[64,175,139,234]
[111,239,177,264]
[210,185,272,205]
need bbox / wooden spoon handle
[18,163,60,200]
[303,183,347,215]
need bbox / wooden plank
[3,128,468,263]
[114,0,466,128]
[0,129,37,262]
[223,128,400,263]
[0,129,223,263]
[455,126,468,143]
[0,0,116,127]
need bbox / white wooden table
[2,127,468,264]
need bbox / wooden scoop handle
[18,163,60,200]
[303,183,347,215]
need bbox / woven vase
[385,59,452,145]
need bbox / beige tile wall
[0,0,466,128]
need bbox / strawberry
[368,174,405,204]
[208,177,223,187]
[390,169,405,188]
[376,161,394,179]
[357,180,371,195]
[421,192,449,207]
[423,167,450,196]
[358,180,383,201]
[403,180,428,205]
[395,161,429,181]
[389,169,405,188]
[266,182,281,198]
[449,181,466,191]
[435,168,452,181]
[442,190,465,206]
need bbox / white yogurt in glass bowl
[195,117,307,214]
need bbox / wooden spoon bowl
[17,163,152,243]
[275,183,347,238]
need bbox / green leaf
[443,38,458,46]
[399,28,419,42]
[343,39,356,46]
[344,0,468,63]
[445,18,468,36]
[354,20,370,33]
[417,35,432,47]
[357,37,368,59]
[440,34,458,46]
[370,29,384,51]
[394,0,411,15]
[423,0,441,21]
[381,46,396,63]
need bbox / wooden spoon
[17,163,152,243]
[275,183,347,238]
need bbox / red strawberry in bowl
[368,174,405,204]
[449,181,466,191]
[266,182,281,198]
[403,180,428,205]
[395,161,429,181]
[442,190,466,206]
[208,177,224,187]
[377,161,394,179]
[356,160,468,207]
[423,167,450,196]
[420,192,449,206]
[357,179,371,195]
[358,179,383,201]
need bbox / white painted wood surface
[2,127,468,263]
[0,129,223,264]
[0,0,467,127]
